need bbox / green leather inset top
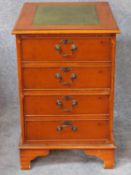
[33,5,99,26]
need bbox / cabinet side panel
[109,34,116,142]
[16,35,25,143]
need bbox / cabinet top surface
[12,2,120,34]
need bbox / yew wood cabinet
[12,2,120,169]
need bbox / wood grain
[21,35,112,61]
[20,149,49,170]
[12,2,120,170]
[85,148,115,168]
[12,2,120,34]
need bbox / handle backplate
[56,96,78,112]
[56,121,78,132]
[55,39,78,57]
[55,67,77,86]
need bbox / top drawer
[21,35,112,61]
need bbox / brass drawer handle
[70,73,77,80]
[55,73,77,85]
[55,39,78,57]
[55,67,77,86]
[61,67,72,72]
[72,99,78,107]
[71,44,78,51]
[56,121,78,132]
[56,126,63,132]
[56,96,78,112]
[55,73,62,80]
[72,126,78,132]
[55,44,62,51]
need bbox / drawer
[21,36,112,61]
[25,119,110,141]
[24,93,109,115]
[23,65,111,89]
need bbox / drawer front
[25,120,110,140]
[24,94,109,115]
[23,66,111,89]
[22,36,111,61]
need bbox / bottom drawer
[25,119,110,141]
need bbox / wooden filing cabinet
[12,2,120,170]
